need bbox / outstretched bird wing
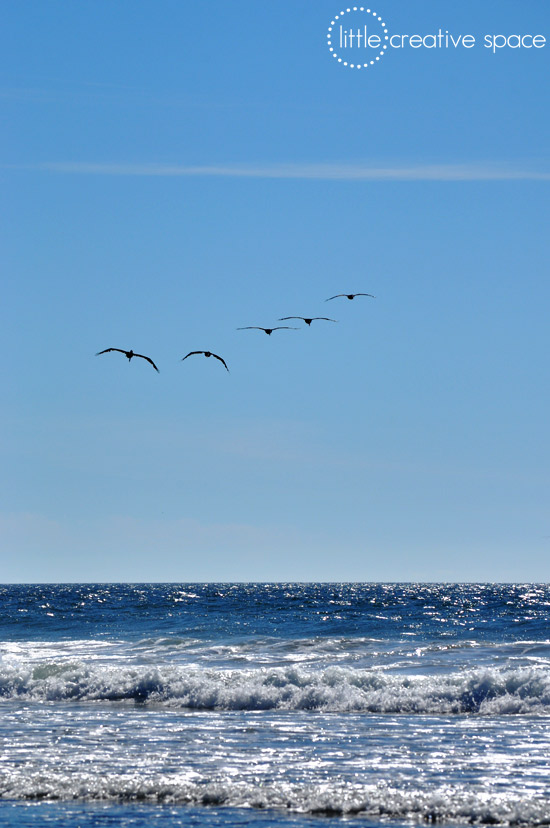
[237,327,264,330]
[325,294,346,301]
[212,353,230,372]
[355,293,376,298]
[96,347,127,355]
[134,353,159,372]
[312,317,337,322]
[181,351,204,361]
[278,317,304,321]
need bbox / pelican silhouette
[96,348,159,372]
[181,351,229,372]
[325,293,375,301]
[237,326,299,335]
[279,317,337,326]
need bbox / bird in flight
[181,351,229,372]
[325,293,375,301]
[279,316,337,326]
[96,348,159,372]
[237,326,299,335]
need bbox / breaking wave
[1,660,550,715]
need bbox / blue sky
[2,1,549,582]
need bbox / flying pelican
[95,348,159,372]
[279,316,337,326]
[181,351,229,372]
[325,293,375,301]
[236,326,299,335]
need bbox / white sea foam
[0,770,548,825]
[1,659,550,714]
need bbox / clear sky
[2,1,549,582]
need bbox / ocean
[1,583,549,827]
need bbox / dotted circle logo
[327,7,389,68]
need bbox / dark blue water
[2,582,548,641]
[1,584,550,827]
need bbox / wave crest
[2,661,550,715]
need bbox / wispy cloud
[5,161,550,181]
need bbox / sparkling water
[1,583,550,826]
